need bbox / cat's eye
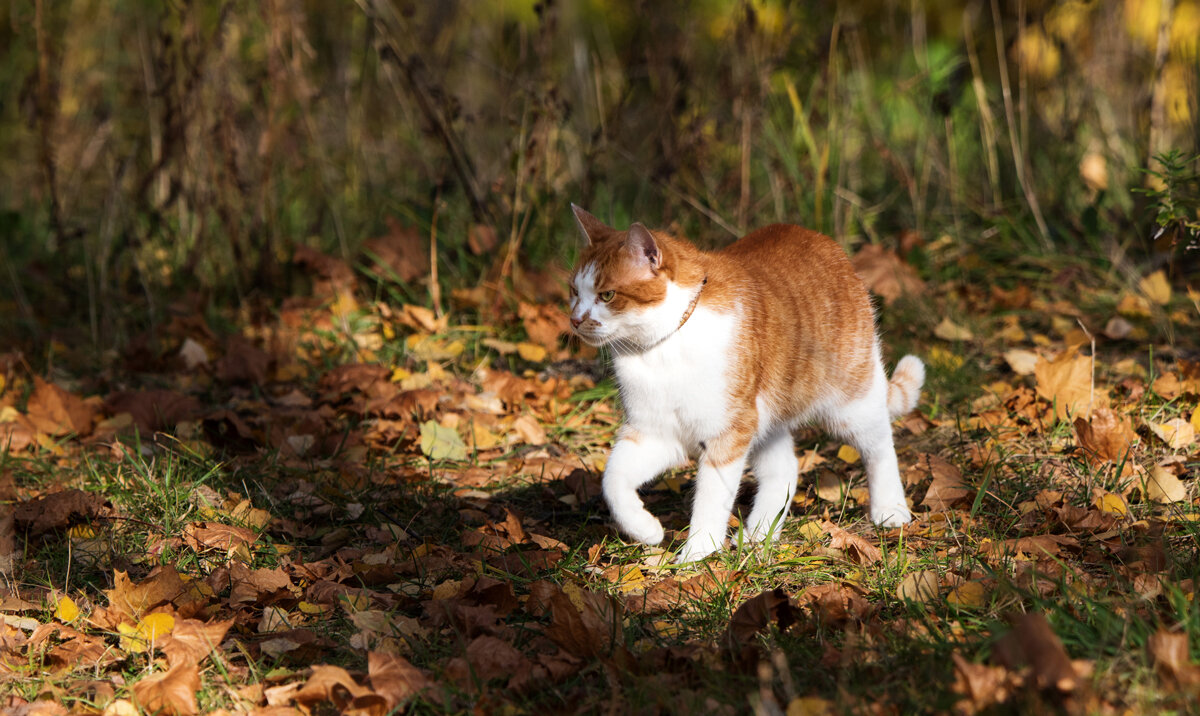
[599,290,615,303]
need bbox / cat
[567,205,925,563]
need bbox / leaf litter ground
[1,242,1199,715]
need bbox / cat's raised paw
[870,503,913,528]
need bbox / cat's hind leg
[603,431,687,546]
[823,363,913,528]
[743,429,798,543]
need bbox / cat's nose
[570,316,583,329]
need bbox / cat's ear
[626,223,662,271]
[571,204,610,245]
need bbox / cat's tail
[887,355,925,419]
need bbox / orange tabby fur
[569,206,923,562]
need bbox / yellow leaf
[786,696,835,716]
[652,619,681,638]
[837,444,861,464]
[928,345,964,371]
[139,612,175,641]
[419,420,468,461]
[933,317,974,342]
[1151,417,1196,450]
[946,581,986,609]
[0,405,19,423]
[797,521,824,541]
[1116,292,1152,317]
[389,367,410,382]
[896,570,939,605]
[118,621,145,653]
[381,322,395,341]
[1191,405,1200,434]
[1093,491,1128,516]
[516,342,548,362]
[1140,270,1172,305]
[1144,465,1188,503]
[101,699,139,716]
[54,596,80,623]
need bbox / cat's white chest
[613,306,736,452]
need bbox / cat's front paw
[616,511,665,546]
[674,537,722,564]
[870,502,913,528]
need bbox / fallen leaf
[54,596,80,622]
[1143,465,1188,503]
[1074,408,1137,465]
[836,444,860,463]
[1003,349,1039,376]
[294,664,373,708]
[161,619,233,668]
[516,342,547,362]
[419,420,467,461]
[368,651,434,709]
[850,244,926,304]
[1148,628,1200,691]
[26,377,96,437]
[131,660,201,716]
[518,302,570,353]
[946,581,986,608]
[509,414,547,446]
[820,520,881,565]
[992,612,1080,693]
[934,317,974,342]
[896,570,939,605]
[910,454,972,510]
[1140,270,1172,305]
[951,652,1016,713]
[1151,417,1196,450]
[721,589,795,659]
[1035,350,1104,421]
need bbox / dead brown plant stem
[430,193,443,319]
[34,0,63,243]
[1148,0,1175,171]
[963,11,1002,208]
[738,102,751,233]
[990,0,1052,248]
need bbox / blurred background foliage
[0,0,1197,345]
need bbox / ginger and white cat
[567,205,925,563]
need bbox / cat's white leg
[744,429,798,543]
[826,363,913,528]
[676,450,749,563]
[603,432,686,546]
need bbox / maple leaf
[368,651,435,709]
[820,520,881,564]
[131,659,201,716]
[25,377,96,437]
[850,244,926,304]
[160,619,233,668]
[1073,408,1137,465]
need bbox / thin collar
[676,276,708,330]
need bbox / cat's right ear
[571,204,610,246]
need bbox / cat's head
[567,205,695,350]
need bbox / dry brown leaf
[1148,629,1200,691]
[368,651,435,709]
[214,336,271,385]
[993,612,1080,693]
[544,584,630,664]
[182,522,258,554]
[105,390,202,435]
[13,489,110,536]
[850,244,926,304]
[26,377,96,437]
[363,219,429,285]
[721,589,794,658]
[1035,350,1105,421]
[820,520,881,564]
[443,634,534,689]
[517,302,570,354]
[294,664,373,708]
[908,454,971,509]
[131,660,201,716]
[1073,408,1137,465]
[106,567,199,622]
[951,652,1016,713]
[160,619,233,668]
